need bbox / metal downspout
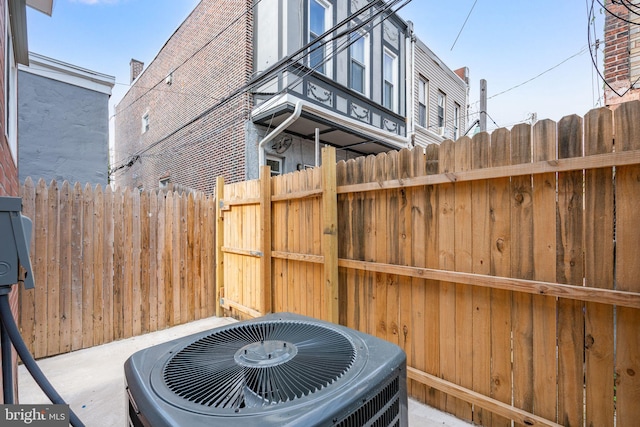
[258,101,303,167]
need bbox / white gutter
[258,101,303,167]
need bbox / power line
[114,0,265,118]
[450,0,478,51]
[488,46,589,100]
[112,0,412,175]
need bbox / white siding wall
[413,38,468,147]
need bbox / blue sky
[26,0,605,132]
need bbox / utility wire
[114,0,265,118]
[488,46,589,100]
[450,0,478,51]
[111,0,411,175]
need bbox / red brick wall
[604,0,640,106]
[114,0,254,194]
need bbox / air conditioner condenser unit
[125,313,407,426]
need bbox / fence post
[260,166,272,315]
[322,146,339,323]
[215,177,224,317]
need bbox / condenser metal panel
[125,313,407,427]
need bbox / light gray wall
[18,71,110,185]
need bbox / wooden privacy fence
[18,180,217,359]
[217,101,640,427]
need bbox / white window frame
[418,77,427,128]
[4,8,17,164]
[383,48,398,112]
[453,103,460,140]
[308,0,333,78]
[141,112,150,134]
[437,91,446,129]
[349,29,369,96]
[266,155,283,176]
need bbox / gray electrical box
[0,197,34,290]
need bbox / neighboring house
[603,0,640,107]
[113,0,413,193]
[18,53,115,185]
[113,0,468,193]
[410,36,469,146]
[0,0,53,404]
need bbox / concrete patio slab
[17,317,471,427]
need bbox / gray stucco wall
[18,71,110,185]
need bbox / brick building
[603,0,640,107]
[113,0,254,193]
[113,0,415,193]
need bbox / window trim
[383,48,398,112]
[437,91,446,129]
[266,155,283,176]
[5,9,17,163]
[141,112,150,134]
[349,29,370,96]
[453,103,460,140]
[308,0,333,78]
[418,77,427,128]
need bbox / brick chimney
[130,59,144,83]
[603,0,640,107]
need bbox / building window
[141,113,150,133]
[159,177,170,190]
[350,30,369,95]
[453,103,460,140]
[266,156,283,176]
[437,91,446,128]
[418,78,427,128]
[309,0,332,76]
[383,49,397,112]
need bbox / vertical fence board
[385,150,400,347]
[102,186,114,343]
[531,119,558,423]
[140,191,150,333]
[583,107,615,427]
[123,189,135,339]
[70,182,83,352]
[556,115,585,427]
[489,129,512,427]
[112,188,124,340]
[93,185,104,346]
[179,193,188,323]
[164,192,174,326]
[19,178,36,353]
[45,181,60,356]
[510,123,534,427]
[58,181,72,355]
[424,145,442,408]
[33,179,49,358]
[454,135,476,421]
[156,191,166,330]
[614,100,640,426]
[438,140,457,416]
[470,133,490,426]
[82,184,95,348]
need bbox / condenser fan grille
[162,321,356,409]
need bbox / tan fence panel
[18,184,217,358]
